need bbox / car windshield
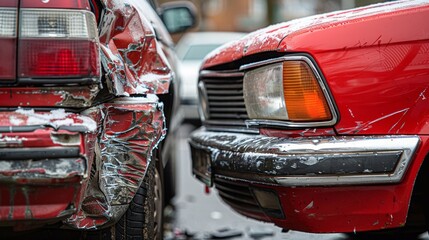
[182,44,220,60]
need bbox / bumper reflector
[252,188,285,219]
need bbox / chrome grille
[200,72,252,130]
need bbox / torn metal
[98,0,173,96]
[66,96,166,229]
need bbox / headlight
[243,58,332,122]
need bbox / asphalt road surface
[167,124,429,240]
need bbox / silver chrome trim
[198,81,209,121]
[242,56,338,128]
[189,129,420,186]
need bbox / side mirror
[160,1,197,34]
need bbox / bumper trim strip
[189,128,420,186]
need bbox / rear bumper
[189,128,419,186]
[0,111,94,223]
[189,128,423,233]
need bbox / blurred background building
[159,0,389,35]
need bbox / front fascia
[190,128,429,232]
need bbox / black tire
[114,162,164,240]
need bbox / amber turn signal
[282,61,331,121]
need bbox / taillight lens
[0,8,17,80]
[0,8,16,37]
[243,59,333,123]
[18,9,100,80]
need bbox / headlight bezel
[240,55,338,128]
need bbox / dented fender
[98,0,173,96]
[66,95,166,229]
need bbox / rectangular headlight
[243,59,332,122]
[243,63,288,120]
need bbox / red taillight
[0,8,17,81]
[17,9,100,82]
[0,38,16,80]
[19,40,99,78]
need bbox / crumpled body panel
[66,96,166,229]
[98,0,172,96]
[59,0,172,229]
[0,0,172,230]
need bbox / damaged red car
[0,0,194,239]
[190,0,429,237]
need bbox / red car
[0,0,194,239]
[190,0,429,237]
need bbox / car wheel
[114,161,164,240]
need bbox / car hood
[202,0,428,69]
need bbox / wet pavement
[166,124,429,240]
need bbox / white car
[176,32,246,123]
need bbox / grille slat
[201,73,249,126]
[205,83,243,89]
[206,89,243,95]
[210,107,247,113]
[214,178,263,214]
[208,96,244,101]
[210,113,249,119]
[210,102,245,107]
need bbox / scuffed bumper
[189,128,419,186]
[189,128,425,233]
[0,120,93,223]
[0,98,166,229]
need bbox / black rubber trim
[0,147,80,160]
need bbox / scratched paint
[204,0,429,68]
[66,96,166,229]
[98,0,172,96]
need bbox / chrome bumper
[189,128,420,186]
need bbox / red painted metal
[0,87,98,108]
[0,185,79,221]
